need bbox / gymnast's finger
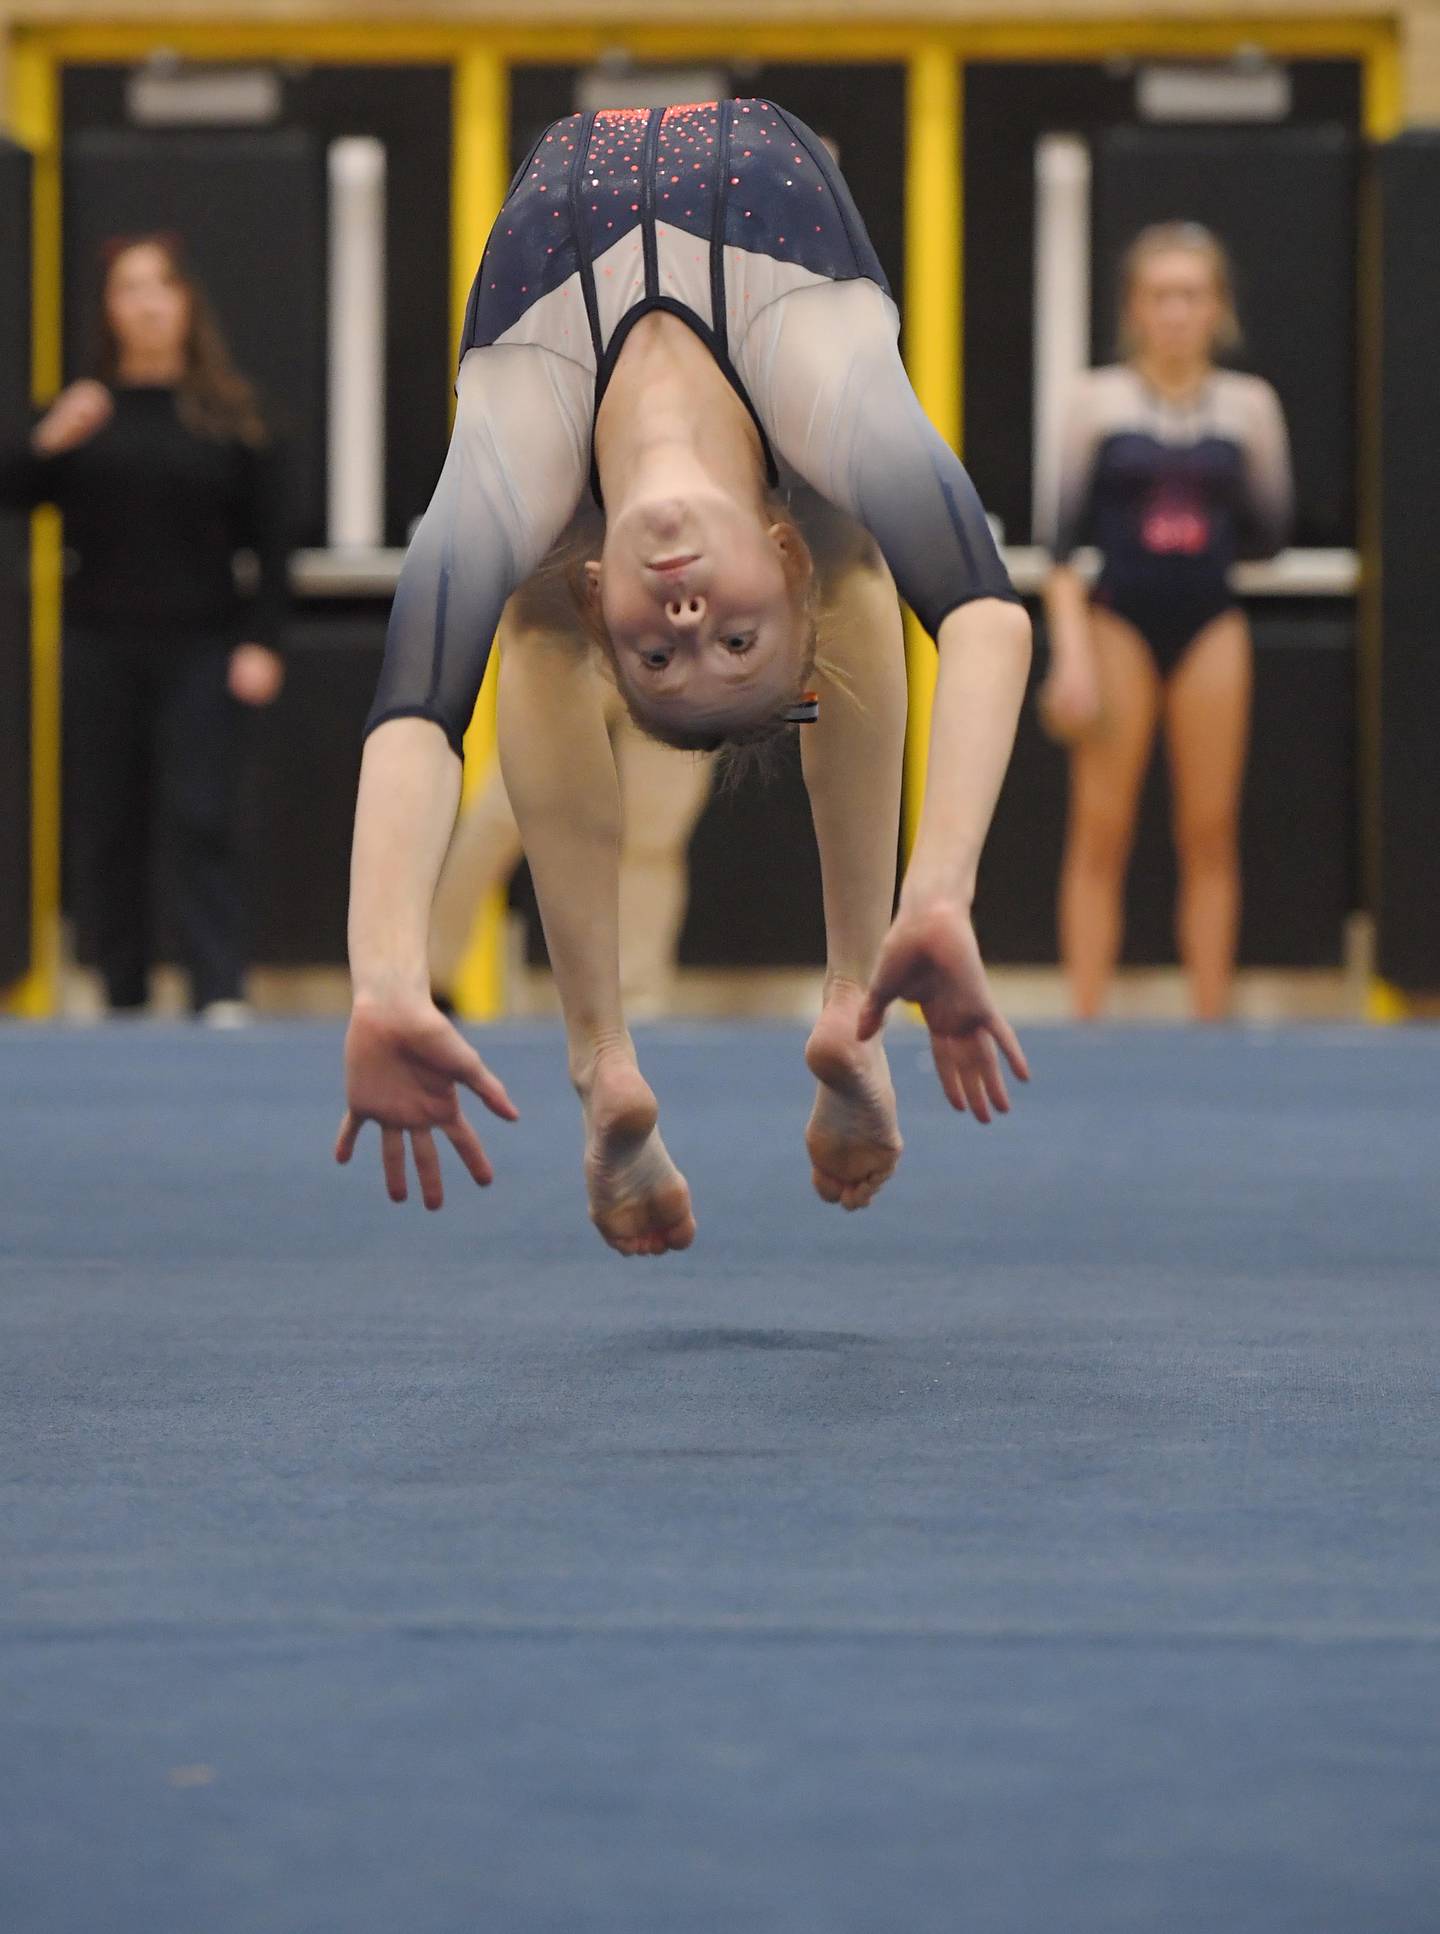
[411,1128,445,1211]
[990,1011,1030,1083]
[981,1034,1011,1115]
[932,1041,968,1114]
[858,973,900,1041]
[444,1115,495,1189]
[961,1057,993,1125]
[459,1051,520,1122]
[334,1112,361,1165]
[381,1126,408,1203]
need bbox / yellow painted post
[902,44,962,858]
[450,43,509,1022]
[1365,979,1410,1024]
[4,35,62,1019]
[1362,25,1403,142]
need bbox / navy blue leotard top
[1042,364,1293,673]
[368,100,1018,755]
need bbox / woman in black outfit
[0,234,287,1019]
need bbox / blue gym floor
[3,1021,1438,1933]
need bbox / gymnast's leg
[613,711,714,1017]
[1058,608,1161,1019]
[495,603,695,1256]
[428,757,524,1004]
[800,538,909,1210]
[1164,608,1252,1021]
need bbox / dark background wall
[963,63,1364,969]
[980,604,1356,967]
[1090,124,1357,549]
[63,128,326,533]
[0,138,33,988]
[962,60,1362,543]
[1374,133,1440,989]
[51,67,454,972]
[27,62,1371,977]
[60,64,452,547]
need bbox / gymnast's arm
[340,344,590,1203]
[741,281,1031,1108]
[0,380,114,506]
[1235,377,1294,560]
[1039,375,1104,741]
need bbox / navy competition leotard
[366,98,1018,754]
[1044,364,1293,679]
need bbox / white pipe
[327,137,387,551]
[281,546,1362,602]
[1032,133,1092,547]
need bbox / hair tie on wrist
[783,691,819,724]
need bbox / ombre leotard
[1044,364,1294,678]
[366,99,1017,755]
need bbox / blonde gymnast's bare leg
[494,522,909,1250]
[495,587,697,1258]
[798,516,908,1211]
[429,670,713,1018]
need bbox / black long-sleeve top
[0,384,289,648]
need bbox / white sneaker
[199,1000,254,1030]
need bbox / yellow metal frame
[6,37,62,1019]
[449,48,509,1020]
[2,14,1402,1018]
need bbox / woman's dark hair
[96,232,269,447]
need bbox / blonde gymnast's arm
[338,345,589,1207]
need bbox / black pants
[65,629,245,1011]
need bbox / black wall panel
[290,66,452,544]
[1374,135,1440,989]
[63,128,325,541]
[231,618,827,975]
[121,609,377,970]
[745,64,905,301]
[56,67,454,972]
[0,139,32,987]
[979,609,1356,969]
[963,61,1362,544]
[1091,126,1356,547]
[241,612,381,965]
[508,67,576,169]
[513,745,824,975]
[61,66,453,546]
[962,71,1363,977]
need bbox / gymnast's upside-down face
[586,488,810,738]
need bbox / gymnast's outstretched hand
[858,901,1029,1124]
[335,995,519,1209]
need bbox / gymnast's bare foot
[804,981,903,1212]
[576,1047,697,1257]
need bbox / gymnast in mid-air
[337,99,1032,1253]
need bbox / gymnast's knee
[1068,810,1135,879]
[1174,815,1239,876]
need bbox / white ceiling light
[1137,64,1292,124]
[127,65,283,127]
